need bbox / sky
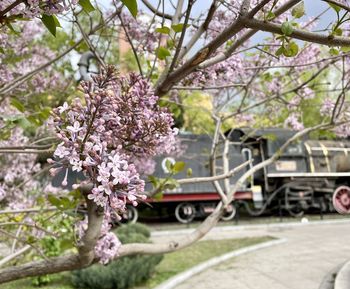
[71,0,338,72]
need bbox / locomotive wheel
[221,203,236,221]
[286,204,304,217]
[124,205,138,223]
[333,185,350,214]
[175,202,196,224]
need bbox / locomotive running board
[267,172,350,178]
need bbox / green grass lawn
[143,236,273,288]
[2,236,272,289]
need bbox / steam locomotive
[129,128,350,223]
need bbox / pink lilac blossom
[284,113,304,131]
[51,66,177,218]
[121,12,158,54]
[95,232,121,264]
[52,67,176,263]
[0,102,42,207]
[0,20,65,95]
[77,215,121,264]
[0,0,78,18]
[320,98,335,116]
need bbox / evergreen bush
[71,223,162,289]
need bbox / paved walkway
[153,221,350,289]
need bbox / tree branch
[141,0,173,20]
[0,7,122,97]
[322,0,350,13]
[177,0,219,60]
[200,0,302,69]
[243,17,350,46]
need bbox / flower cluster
[0,101,42,207]
[121,12,158,54]
[77,215,121,264]
[95,232,121,264]
[0,20,66,96]
[51,66,177,218]
[284,113,304,131]
[0,0,78,18]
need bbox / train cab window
[286,143,303,155]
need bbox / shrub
[71,223,162,289]
[116,222,151,239]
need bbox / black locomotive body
[141,128,350,223]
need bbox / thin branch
[0,7,122,97]
[74,12,106,69]
[141,0,173,19]
[118,14,144,76]
[322,0,350,12]
[243,17,350,46]
[154,0,284,96]
[200,0,302,69]
[0,222,58,238]
[0,207,57,215]
[177,159,251,184]
[0,149,54,154]
[0,0,23,18]
[172,83,247,90]
[178,0,218,60]
[0,229,48,261]
[0,245,31,268]
[168,0,193,73]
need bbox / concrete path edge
[153,238,287,289]
[319,263,344,289]
[151,219,350,238]
[334,260,350,289]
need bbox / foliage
[115,222,151,239]
[2,0,350,284]
[71,223,163,289]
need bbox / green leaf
[187,168,193,177]
[0,128,11,140]
[283,42,299,57]
[48,194,61,207]
[275,46,284,56]
[281,21,294,36]
[292,2,305,18]
[27,236,37,244]
[266,11,275,21]
[121,0,138,18]
[173,161,185,173]
[38,107,51,121]
[333,27,343,36]
[156,26,171,34]
[60,239,73,250]
[52,15,61,27]
[0,47,4,54]
[27,115,43,126]
[163,179,179,190]
[41,14,59,37]
[167,38,175,49]
[329,3,341,13]
[165,159,173,172]
[171,23,188,33]
[6,22,20,34]
[148,175,158,187]
[10,98,25,113]
[329,47,339,56]
[79,0,95,13]
[153,191,163,201]
[157,46,171,60]
[341,46,350,52]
